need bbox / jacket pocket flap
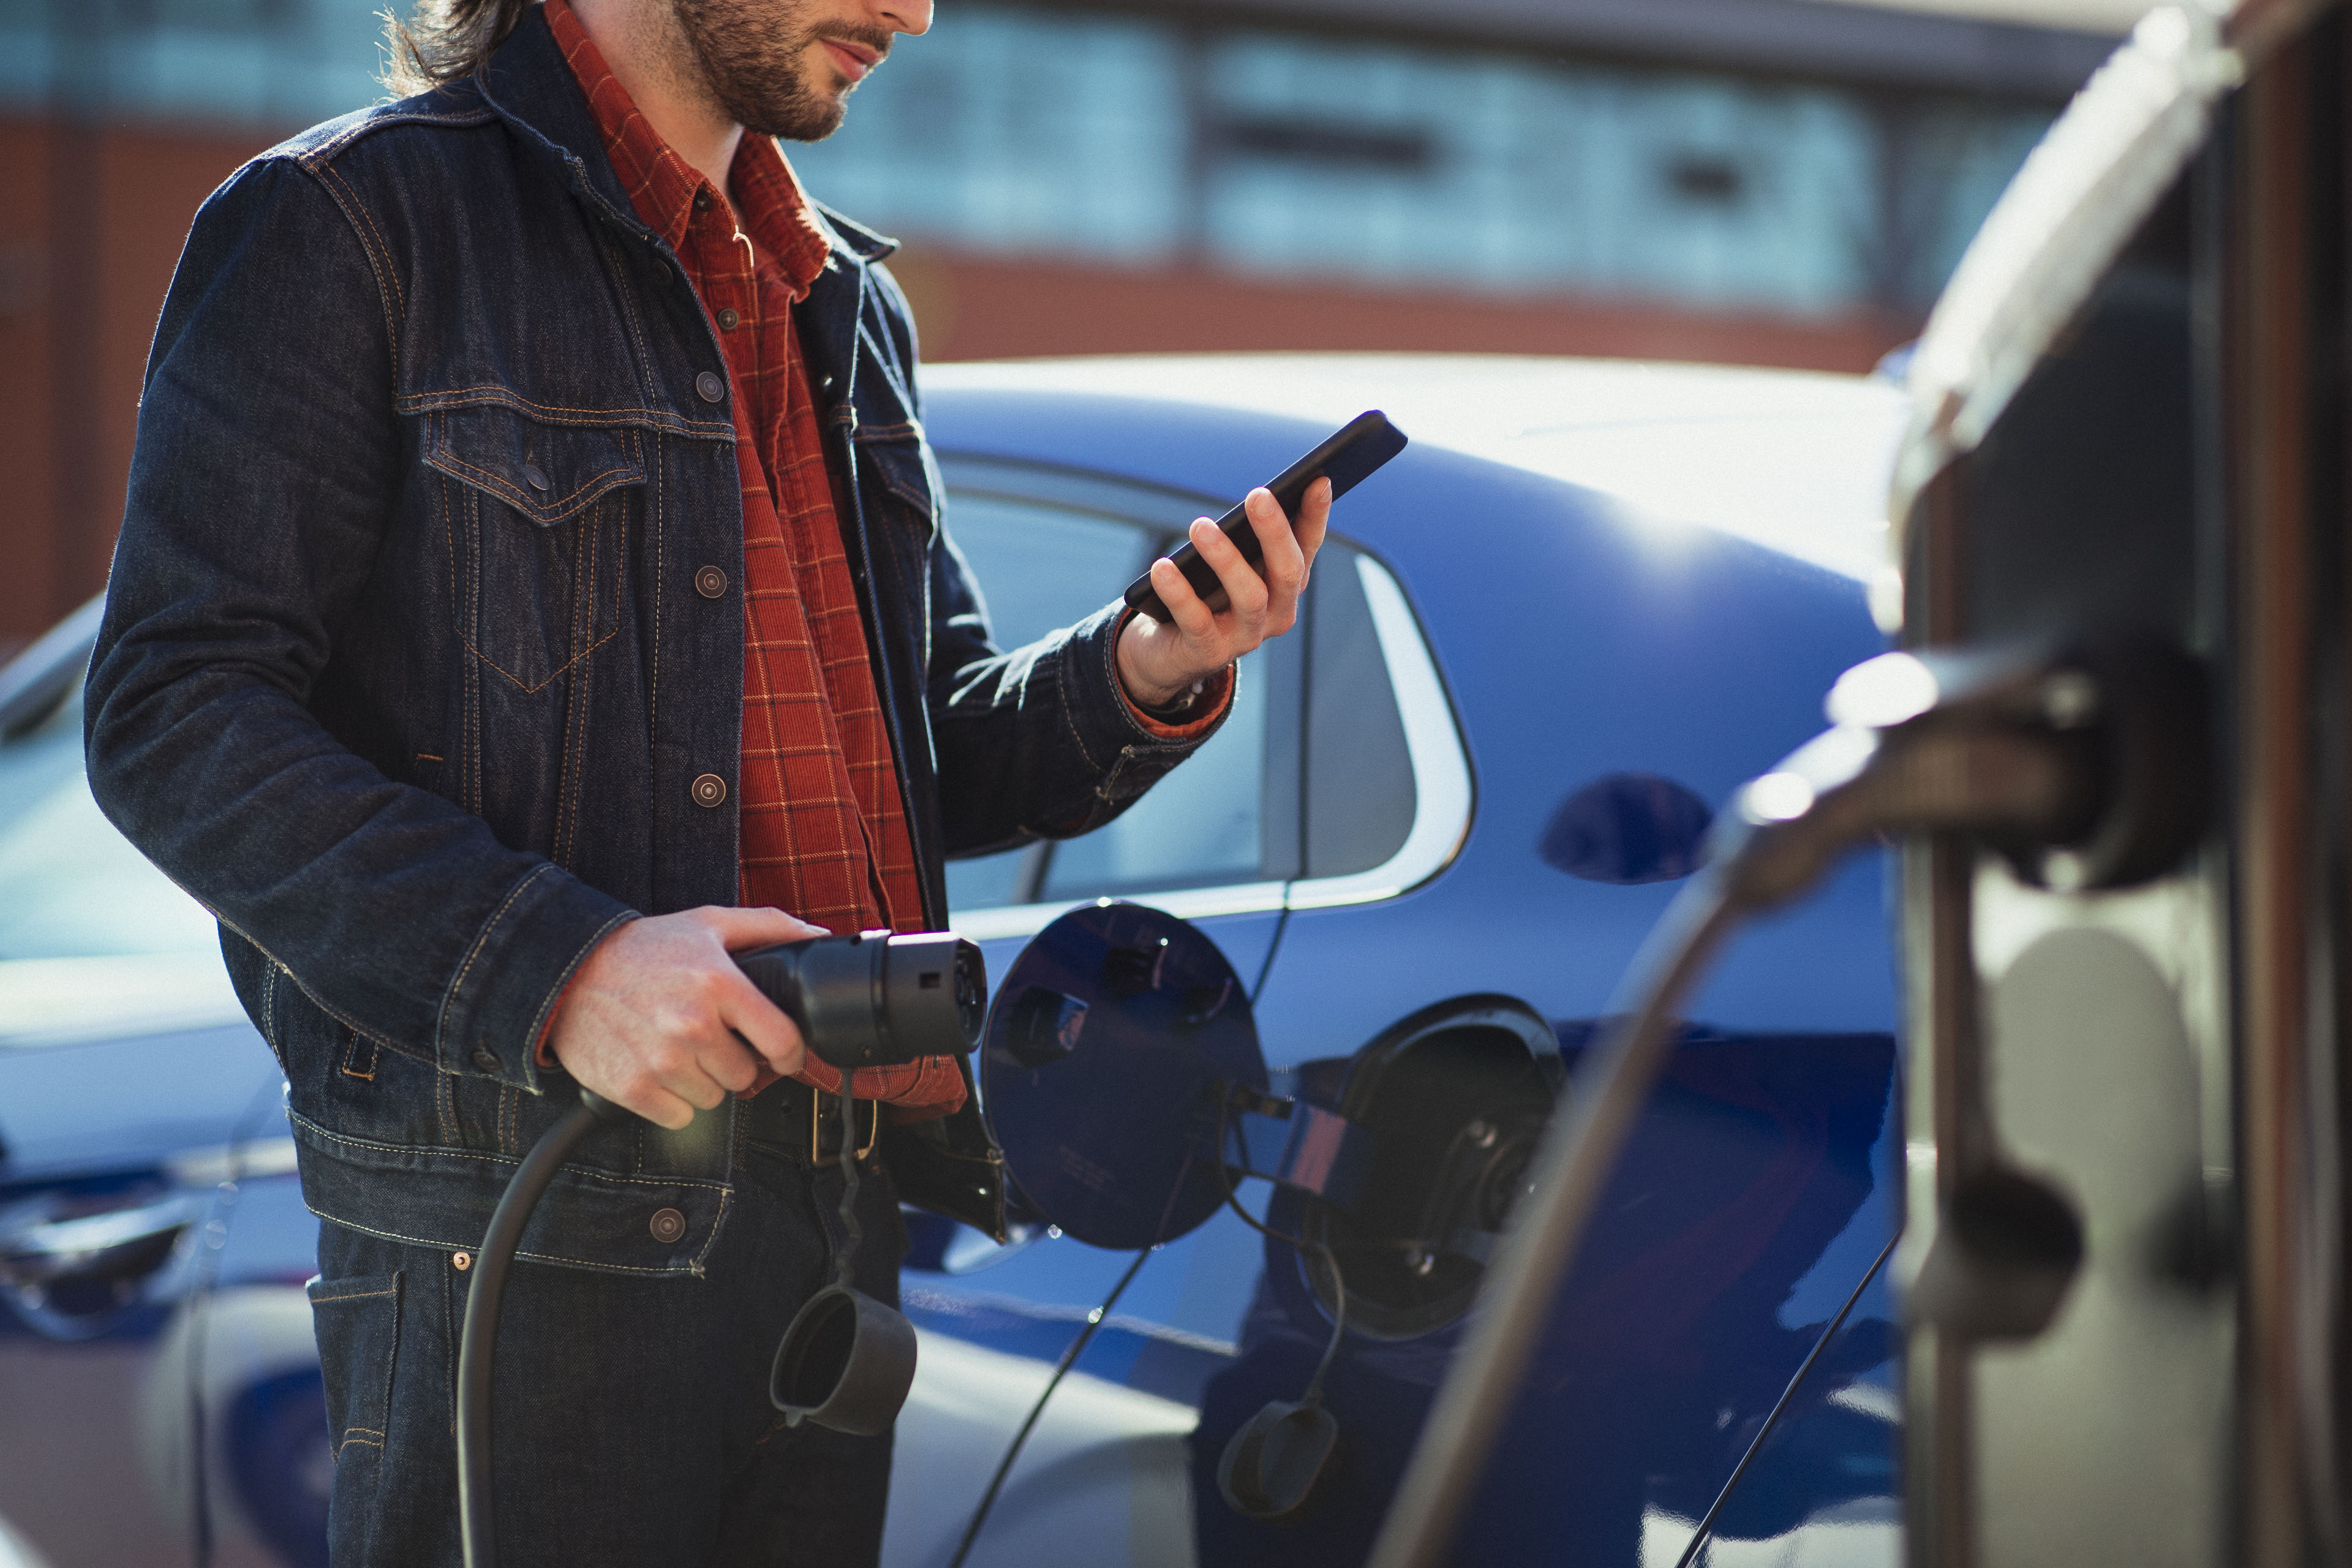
[427,405,647,526]
[854,426,940,519]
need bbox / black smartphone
[1122,409,1409,622]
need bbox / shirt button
[522,462,549,492]
[717,307,741,332]
[693,189,712,211]
[695,565,729,599]
[695,371,726,404]
[649,1208,687,1244]
[691,773,727,808]
[470,1047,500,1071]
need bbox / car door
[0,616,328,1568]
[889,451,1481,1568]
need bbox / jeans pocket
[308,1271,402,1468]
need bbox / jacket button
[691,773,727,808]
[470,1047,500,1071]
[695,565,729,599]
[522,462,549,492]
[695,371,726,404]
[649,1208,687,1244]
[717,307,741,332]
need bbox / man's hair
[380,0,534,92]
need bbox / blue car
[0,352,1906,1568]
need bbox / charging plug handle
[734,930,987,1071]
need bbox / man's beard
[670,0,891,142]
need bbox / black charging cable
[945,1245,1153,1568]
[457,1084,878,1568]
[457,1088,627,1568]
[1670,1229,1898,1568]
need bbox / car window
[939,473,1303,912]
[945,492,1153,648]
[1305,542,1415,877]
[937,484,1160,914]
[1038,652,1269,898]
[938,470,1437,915]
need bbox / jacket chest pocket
[427,405,647,693]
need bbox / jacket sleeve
[83,155,633,1088]
[921,517,1231,859]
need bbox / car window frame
[934,454,1474,940]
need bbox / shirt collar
[544,0,831,300]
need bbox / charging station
[1894,8,2344,1563]
[1359,6,2352,1565]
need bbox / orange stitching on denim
[290,1115,730,1193]
[307,164,406,386]
[459,620,619,696]
[647,428,664,734]
[397,386,732,437]
[439,865,548,1056]
[427,448,643,519]
[297,1204,720,1278]
[307,1287,397,1305]
[314,160,405,320]
[293,160,404,384]
[339,1025,379,1082]
[203,911,398,1054]
[295,102,495,168]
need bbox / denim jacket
[83,9,1221,1270]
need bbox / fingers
[628,1084,703,1132]
[1193,514,1269,637]
[704,903,827,949]
[1292,477,1331,577]
[718,966,807,1079]
[1149,554,1219,642]
[1245,483,1315,635]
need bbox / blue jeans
[309,1119,908,1568]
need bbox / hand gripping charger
[456,929,986,1568]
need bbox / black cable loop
[1213,1090,1348,1403]
[834,1085,861,1286]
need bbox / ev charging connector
[456,929,986,1568]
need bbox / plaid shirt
[551,0,959,1114]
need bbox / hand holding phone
[1123,410,1409,623]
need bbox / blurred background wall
[0,0,2124,647]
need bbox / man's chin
[764,92,850,143]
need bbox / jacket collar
[472,6,898,270]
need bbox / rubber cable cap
[1216,1399,1338,1521]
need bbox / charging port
[1272,996,1562,1340]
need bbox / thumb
[703,904,829,950]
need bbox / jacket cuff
[1109,607,1235,739]
[434,864,638,1090]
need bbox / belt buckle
[810,1088,881,1168]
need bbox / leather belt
[744,1076,881,1168]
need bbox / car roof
[922,353,1909,586]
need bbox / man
[81,0,1329,1558]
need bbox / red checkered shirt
[551,0,959,1114]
